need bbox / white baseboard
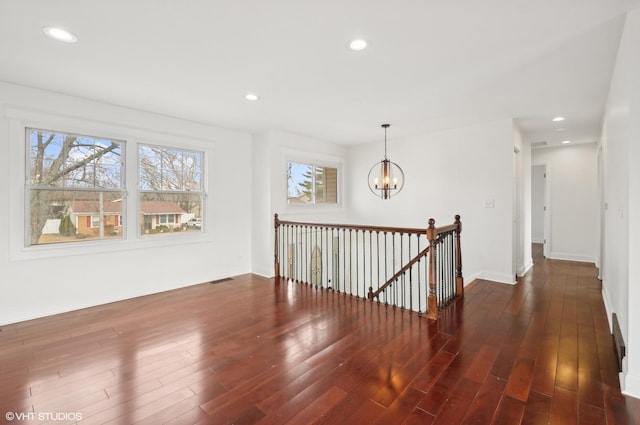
[518,258,534,277]
[481,271,517,285]
[622,372,640,400]
[251,264,275,278]
[601,286,614,332]
[547,251,595,263]
[465,272,482,285]
[532,237,545,244]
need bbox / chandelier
[367,124,404,199]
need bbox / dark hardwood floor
[1,244,639,424]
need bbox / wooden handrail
[367,246,430,301]
[275,217,426,235]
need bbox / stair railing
[274,214,463,318]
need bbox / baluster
[274,214,280,279]
[298,225,302,284]
[368,230,372,299]
[324,226,328,289]
[450,232,454,301]
[408,234,412,311]
[445,236,449,304]
[444,238,447,306]
[338,229,347,294]
[416,235,421,313]
[362,230,366,299]
[448,236,451,303]
[437,238,441,309]
[355,229,360,298]
[409,235,413,311]
[376,231,380,294]
[289,224,293,280]
[348,229,352,295]
[330,227,335,291]
[322,226,326,289]
[448,235,452,301]
[383,232,387,305]
[311,225,315,287]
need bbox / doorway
[531,164,550,257]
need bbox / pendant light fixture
[367,123,404,199]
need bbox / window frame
[24,127,127,247]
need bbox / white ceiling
[1,0,639,146]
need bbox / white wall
[347,119,515,284]
[514,123,533,277]
[532,143,598,262]
[0,82,253,325]
[600,8,640,398]
[531,165,546,243]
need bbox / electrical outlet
[483,199,495,208]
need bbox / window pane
[139,145,202,191]
[29,129,122,189]
[287,162,313,204]
[317,166,338,204]
[140,192,203,235]
[29,189,125,245]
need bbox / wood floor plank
[549,386,578,425]
[283,386,347,425]
[460,375,506,425]
[1,248,638,425]
[520,390,552,425]
[491,395,526,425]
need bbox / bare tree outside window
[27,128,124,246]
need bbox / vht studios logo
[5,411,83,421]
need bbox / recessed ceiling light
[552,116,565,122]
[561,140,571,144]
[349,39,368,51]
[43,26,78,43]
[245,93,259,101]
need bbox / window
[138,144,204,235]
[90,216,101,228]
[158,214,176,224]
[287,161,338,204]
[26,128,125,246]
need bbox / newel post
[274,214,280,279]
[426,218,438,320]
[454,214,464,297]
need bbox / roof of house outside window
[70,200,185,215]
